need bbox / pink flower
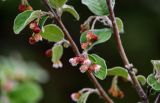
[83,59,92,65]
[89,64,101,73]
[52,61,63,69]
[79,65,89,73]
[71,92,81,102]
[69,57,79,66]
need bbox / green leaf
[39,15,48,29]
[49,0,67,8]
[116,17,124,33]
[77,92,91,103]
[137,75,146,85]
[80,28,112,50]
[13,10,41,34]
[147,74,160,91]
[107,67,128,78]
[26,62,49,83]
[40,24,64,42]
[151,60,160,71]
[89,54,107,80]
[81,0,109,15]
[52,45,63,62]
[9,82,42,103]
[62,4,80,20]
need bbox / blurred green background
[0,0,160,103]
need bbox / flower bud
[29,36,36,45]
[86,31,98,42]
[71,92,81,102]
[91,34,98,41]
[81,43,88,49]
[18,4,26,12]
[45,49,52,57]
[33,26,41,33]
[34,33,42,42]
[79,64,89,73]
[69,57,79,66]
[26,5,33,10]
[52,61,63,69]
[63,41,70,48]
[86,31,94,40]
[89,64,101,73]
[80,24,90,33]
[30,22,38,30]
[83,59,91,65]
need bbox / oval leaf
[49,0,67,8]
[80,28,112,50]
[39,15,48,29]
[13,10,41,34]
[137,75,146,85]
[77,92,91,103]
[9,82,42,103]
[89,54,107,80]
[52,45,63,62]
[62,4,80,20]
[147,74,160,91]
[40,24,64,42]
[107,67,128,78]
[82,0,109,15]
[116,17,124,33]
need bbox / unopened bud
[71,92,81,102]
[83,59,91,65]
[79,65,89,73]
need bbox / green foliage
[52,44,63,62]
[80,28,112,50]
[40,24,64,42]
[62,4,80,20]
[151,60,160,71]
[137,75,146,85]
[81,0,109,15]
[89,54,107,80]
[77,92,91,103]
[0,54,48,103]
[39,15,48,29]
[0,55,48,83]
[147,74,160,91]
[49,0,67,9]
[107,67,128,78]
[9,82,42,103]
[13,10,41,34]
[116,17,124,33]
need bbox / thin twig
[91,17,98,30]
[154,93,160,103]
[106,0,148,102]
[42,0,113,103]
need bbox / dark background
[0,0,160,103]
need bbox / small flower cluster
[18,3,33,12]
[29,22,42,45]
[81,31,98,49]
[69,54,101,73]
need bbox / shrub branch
[42,0,113,103]
[106,0,148,102]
